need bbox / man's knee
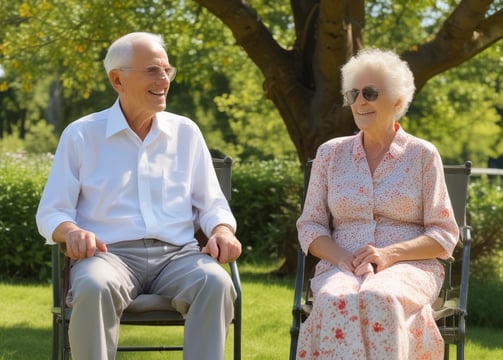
[69,259,129,309]
[199,258,235,298]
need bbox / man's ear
[108,69,123,93]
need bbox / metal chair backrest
[213,156,233,201]
[51,156,241,360]
[289,160,472,360]
[444,164,471,229]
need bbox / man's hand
[53,222,107,260]
[201,224,241,264]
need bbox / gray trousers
[67,239,236,360]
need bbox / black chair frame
[289,160,472,360]
[51,156,241,359]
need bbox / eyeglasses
[344,86,382,105]
[119,65,177,81]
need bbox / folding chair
[51,156,241,360]
[435,162,472,360]
[289,160,472,360]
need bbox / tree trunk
[195,0,503,275]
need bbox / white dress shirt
[36,99,236,245]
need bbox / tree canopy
[0,0,502,166]
[1,0,502,274]
[195,0,503,163]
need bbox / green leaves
[402,47,503,167]
[0,0,502,164]
[230,160,303,262]
[0,152,52,281]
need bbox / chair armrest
[292,248,306,314]
[51,245,62,309]
[228,261,241,356]
[458,225,472,313]
[229,261,242,304]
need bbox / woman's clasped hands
[351,242,394,278]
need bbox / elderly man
[36,32,241,360]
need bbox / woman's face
[349,70,400,132]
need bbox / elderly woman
[296,49,459,359]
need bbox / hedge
[1,152,503,327]
[0,152,53,281]
[0,153,305,281]
[2,152,503,276]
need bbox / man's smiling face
[117,41,171,121]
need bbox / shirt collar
[352,122,408,162]
[105,98,173,140]
[388,123,408,159]
[105,98,130,138]
[155,113,174,139]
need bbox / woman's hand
[353,236,446,273]
[335,249,357,273]
[352,243,393,273]
[308,236,356,273]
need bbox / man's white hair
[103,32,165,74]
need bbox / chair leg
[444,344,449,360]
[61,318,70,360]
[51,315,60,360]
[289,332,298,360]
[289,311,301,360]
[233,319,241,360]
[457,343,464,360]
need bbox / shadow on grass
[467,326,503,350]
[238,266,295,288]
[0,325,52,360]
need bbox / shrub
[2,153,503,329]
[0,133,25,153]
[230,160,303,263]
[468,252,503,328]
[464,178,503,328]
[0,152,52,281]
[24,121,58,154]
[466,177,503,264]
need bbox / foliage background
[0,152,52,280]
[0,1,502,166]
[1,151,502,328]
[0,0,502,330]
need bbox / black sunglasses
[344,86,382,105]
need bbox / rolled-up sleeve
[296,150,332,255]
[191,131,236,237]
[36,127,82,244]
[422,151,459,259]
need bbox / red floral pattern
[296,126,458,359]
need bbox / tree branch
[194,0,291,77]
[475,9,503,51]
[403,0,503,91]
[315,0,347,85]
[345,0,365,54]
[194,0,315,159]
[291,0,318,43]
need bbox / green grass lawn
[1,262,502,359]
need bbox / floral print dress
[296,124,459,360]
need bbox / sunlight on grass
[461,327,503,359]
[1,261,502,359]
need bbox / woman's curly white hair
[341,48,416,120]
